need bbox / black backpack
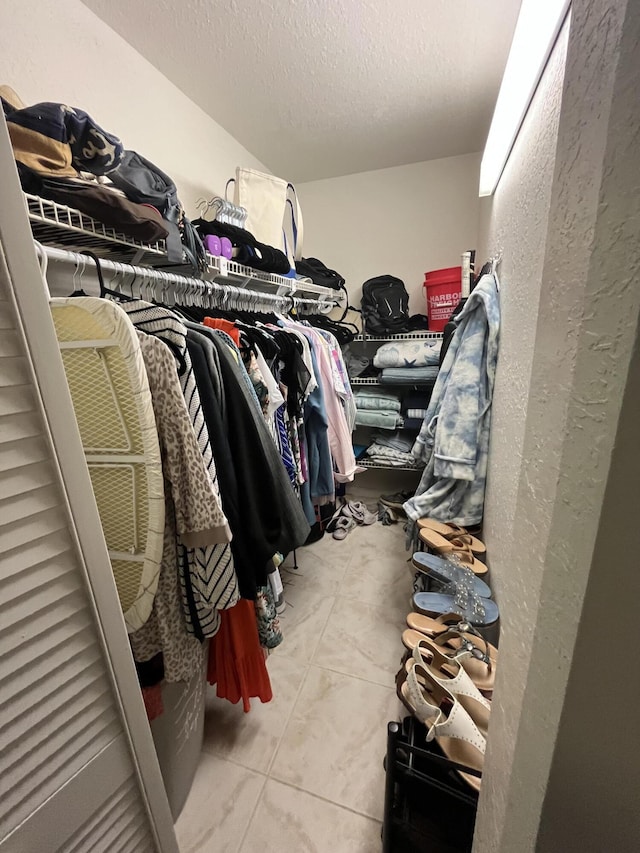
[361,275,410,335]
[109,150,206,270]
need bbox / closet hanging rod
[37,244,337,314]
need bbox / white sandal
[407,639,491,734]
[397,661,485,792]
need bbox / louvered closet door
[0,116,177,853]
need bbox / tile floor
[175,519,410,853]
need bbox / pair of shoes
[410,550,499,626]
[379,490,413,513]
[341,500,377,525]
[332,516,357,540]
[403,612,497,692]
[419,527,488,575]
[326,499,376,540]
[397,654,486,792]
[412,551,491,598]
[412,589,499,627]
[417,518,486,555]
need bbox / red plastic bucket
[423,266,462,332]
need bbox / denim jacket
[404,273,500,526]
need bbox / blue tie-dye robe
[404,273,500,526]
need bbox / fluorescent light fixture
[479,0,571,196]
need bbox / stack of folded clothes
[401,393,432,431]
[373,339,441,386]
[354,389,403,430]
[365,429,422,468]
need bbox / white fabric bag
[227,167,304,266]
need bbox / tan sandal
[417,518,486,555]
[405,612,497,692]
[418,528,488,575]
[396,661,485,792]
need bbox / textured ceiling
[82,0,521,182]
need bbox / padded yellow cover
[50,297,164,632]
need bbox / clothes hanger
[68,255,88,297]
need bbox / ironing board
[50,297,164,632]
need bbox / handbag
[226,167,303,268]
[295,257,345,291]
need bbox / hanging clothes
[130,331,230,682]
[119,301,240,639]
[203,316,241,347]
[207,599,273,713]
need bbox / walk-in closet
[1,1,639,852]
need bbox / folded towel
[373,340,441,369]
[355,410,403,430]
[354,390,402,412]
[379,366,439,385]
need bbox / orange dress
[207,599,272,712]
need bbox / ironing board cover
[50,297,164,632]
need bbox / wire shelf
[350,376,436,387]
[359,459,424,472]
[26,193,168,265]
[353,331,443,342]
[205,254,295,295]
[26,193,339,307]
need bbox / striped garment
[276,404,297,484]
[120,301,239,639]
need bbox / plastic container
[423,267,462,332]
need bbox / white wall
[474,0,640,849]
[478,26,569,603]
[472,20,570,850]
[297,153,481,315]
[0,0,268,215]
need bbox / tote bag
[227,167,303,267]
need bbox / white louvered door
[0,119,178,851]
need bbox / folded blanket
[354,390,402,412]
[355,410,403,430]
[380,366,439,385]
[373,340,441,369]
[370,429,415,454]
[366,442,422,468]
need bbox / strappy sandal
[403,641,491,733]
[396,661,485,792]
[412,552,492,598]
[418,529,488,575]
[402,629,495,696]
[405,613,497,692]
[412,591,499,626]
[417,518,486,554]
